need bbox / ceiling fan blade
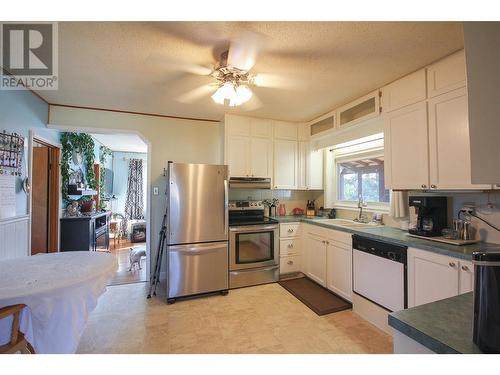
[241,91,263,111]
[147,53,214,76]
[176,84,217,104]
[251,73,304,89]
[227,31,263,72]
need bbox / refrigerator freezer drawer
[168,241,229,299]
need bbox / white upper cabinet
[225,115,272,178]
[228,115,251,136]
[428,87,491,190]
[384,101,429,190]
[274,121,298,140]
[297,141,308,190]
[250,118,273,138]
[337,90,380,128]
[381,69,427,113]
[309,113,335,139]
[227,135,250,177]
[427,50,466,98]
[297,142,324,190]
[249,137,273,178]
[274,139,298,189]
[308,147,324,190]
[298,123,310,141]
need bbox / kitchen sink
[315,218,382,228]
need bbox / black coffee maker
[472,250,500,353]
[408,196,448,237]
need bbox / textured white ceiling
[91,133,147,153]
[38,22,464,122]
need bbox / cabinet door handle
[287,260,293,265]
[421,184,427,189]
[326,241,330,245]
[287,243,294,248]
[449,262,456,267]
[431,184,437,189]
[288,229,294,233]
[461,265,469,271]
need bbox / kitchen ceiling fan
[162,31,296,109]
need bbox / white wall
[48,105,223,274]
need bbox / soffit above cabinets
[36,22,464,122]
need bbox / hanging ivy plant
[99,145,112,210]
[61,132,96,203]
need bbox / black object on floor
[278,277,352,316]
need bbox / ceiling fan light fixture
[212,81,236,105]
[229,85,252,107]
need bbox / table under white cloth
[0,251,117,354]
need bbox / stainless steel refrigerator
[166,162,229,303]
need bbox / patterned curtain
[124,159,144,220]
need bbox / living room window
[326,133,389,210]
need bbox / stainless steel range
[228,200,279,289]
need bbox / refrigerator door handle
[169,242,227,254]
[224,179,228,237]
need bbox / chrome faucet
[354,196,368,223]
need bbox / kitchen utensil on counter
[441,228,458,240]
[306,200,316,217]
[292,207,304,216]
[408,196,448,237]
[453,219,464,239]
[463,221,474,240]
[328,208,336,219]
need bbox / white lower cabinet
[303,225,352,298]
[326,239,352,302]
[305,232,327,286]
[279,223,302,276]
[408,247,474,308]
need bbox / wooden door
[31,147,49,254]
[408,248,459,308]
[384,101,429,189]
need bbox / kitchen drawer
[280,255,301,274]
[280,238,302,256]
[280,223,301,238]
[326,229,352,246]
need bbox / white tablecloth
[0,251,117,354]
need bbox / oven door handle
[230,225,278,232]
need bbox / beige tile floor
[77,282,393,354]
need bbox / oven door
[229,224,279,271]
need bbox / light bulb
[211,81,237,105]
[235,85,252,104]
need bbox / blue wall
[111,151,147,216]
[0,89,58,216]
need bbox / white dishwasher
[352,235,408,312]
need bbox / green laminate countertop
[271,216,500,260]
[388,293,482,354]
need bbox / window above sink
[325,133,390,213]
